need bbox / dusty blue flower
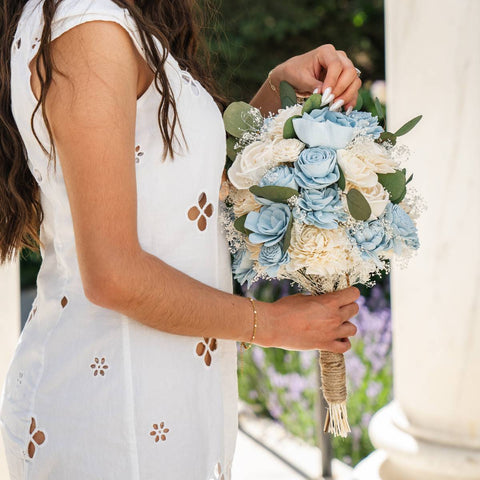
[245,203,291,247]
[294,186,346,229]
[232,249,257,288]
[382,203,419,253]
[294,146,339,189]
[292,108,355,148]
[348,219,392,267]
[258,243,290,277]
[346,110,383,138]
[256,166,299,205]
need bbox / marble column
[0,259,20,480]
[353,1,480,479]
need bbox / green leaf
[374,97,385,120]
[377,170,407,203]
[395,115,423,136]
[337,163,346,190]
[283,214,294,251]
[406,173,414,184]
[378,131,397,145]
[347,188,371,221]
[279,81,297,108]
[223,101,262,138]
[226,136,237,162]
[234,214,252,235]
[249,185,298,203]
[395,187,407,204]
[301,93,323,114]
[283,115,302,139]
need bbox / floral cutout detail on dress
[61,296,68,308]
[195,337,217,366]
[135,145,144,163]
[16,37,21,49]
[149,422,170,442]
[90,357,109,376]
[27,305,38,323]
[28,416,46,459]
[209,460,232,480]
[31,36,39,50]
[187,192,214,231]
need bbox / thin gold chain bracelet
[239,297,258,375]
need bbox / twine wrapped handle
[317,274,352,437]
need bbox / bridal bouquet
[220,81,423,437]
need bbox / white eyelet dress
[0,0,238,478]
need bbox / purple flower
[366,381,382,399]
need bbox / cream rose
[337,148,378,188]
[227,139,275,189]
[287,224,352,276]
[345,181,390,219]
[268,104,303,140]
[271,138,304,164]
[232,189,262,217]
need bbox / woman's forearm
[86,247,274,347]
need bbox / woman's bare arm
[39,21,360,353]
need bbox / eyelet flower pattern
[195,337,217,367]
[27,305,38,323]
[31,36,39,50]
[61,296,68,308]
[209,461,231,480]
[90,357,109,376]
[16,38,22,49]
[187,192,214,231]
[28,416,46,459]
[135,145,144,163]
[149,422,170,442]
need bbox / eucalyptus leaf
[347,188,371,221]
[279,81,297,109]
[223,101,262,138]
[406,173,414,184]
[395,187,407,205]
[234,214,252,235]
[301,93,323,114]
[283,114,301,139]
[226,136,237,162]
[338,163,346,190]
[374,97,384,120]
[355,95,363,110]
[378,131,397,145]
[378,170,407,203]
[395,115,423,136]
[283,214,294,251]
[249,185,298,203]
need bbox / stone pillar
[0,259,20,480]
[353,1,480,479]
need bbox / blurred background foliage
[205,0,385,101]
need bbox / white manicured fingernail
[321,92,335,106]
[346,106,353,115]
[323,87,332,97]
[313,87,320,94]
[329,99,344,111]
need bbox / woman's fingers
[333,76,362,111]
[339,301,360,322]
[329,337,352,354]
[337,320,358,338]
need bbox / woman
[0,0,361,478]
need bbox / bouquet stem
[319,350,350,437]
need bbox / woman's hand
[271,44,362,113]
[254,286,360,353]
[250,44,362,116]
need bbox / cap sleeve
[50,0,151,65]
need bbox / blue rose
[258,243,290,277]
[245,203,291,247]
[382,203,419,253]
[294,186,347,229]
[292,108,355,149]
[348,220,392,268]
[294,146,340,189]
[232,249,257,288]
[255,166,299,205]
[346,111,383,139]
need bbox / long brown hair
[0,0,226,264]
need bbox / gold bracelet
[267,69,278,94]
[239,297,258,376]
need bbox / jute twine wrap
[319,350,351,437]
